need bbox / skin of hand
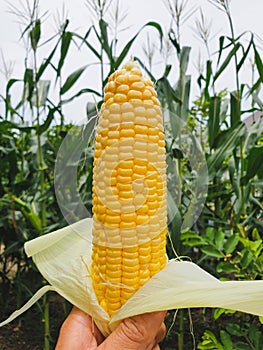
[56,306,167,350]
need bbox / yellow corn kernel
[104,81,116,93]
[116,84,130,94]
[131,81,145,90]
[114,93,127,103]
[142,89,153,99]
[128,74,141,83]
[127,90,143,100]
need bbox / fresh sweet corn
[91,60,167,317]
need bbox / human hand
[55,306,166,350]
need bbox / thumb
[99,311,167,350]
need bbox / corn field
[0,0,263,349]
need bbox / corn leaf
[181,163,208,232]
[32,80,50,107]
[30,19,41,51]
[254,45,263,82]
[99,19,113,64]
[112,21,163,74]
[248,77,261,96]
[213,43,241,82]
[205,60,212,99]
[208,96,221,148]
[0,120,36,132]
[167,190,182,253]
[134,56,156,82]
[36,40,60,82]
[54,117,97,223]
[180,47,191,76]
[23,68,34,103]
[60,66,87,95]
[207,123,245,178]
[57,31,72,78]
[173,72,191,124]
[6,79,20,93]
[61,88,102,104]
[252,91,263,109]
[158,78,181,139]
[237,33,254,72]
[159,76,182,107]
[10,196,42,232]
[36,107,57,135]
[241,145,263,185]
[216,36,225,67]
[73,28,101,60]
[230,90,241,127]
[168,29,180,54]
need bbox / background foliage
[0,0,263,349]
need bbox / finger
[99,311,167,350]
[133,310,167,342]
[155,322,167,344]
[68,307,104,344]
[152,345,160,350]
[151,322,166,350]
[132,310,167,336]
[56,307,102,350]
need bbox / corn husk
[1,218,263,336]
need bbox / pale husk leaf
[1,219,263,337]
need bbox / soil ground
[0,288,66,350]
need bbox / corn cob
[91,60,167,317]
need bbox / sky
[0,0,262,122]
